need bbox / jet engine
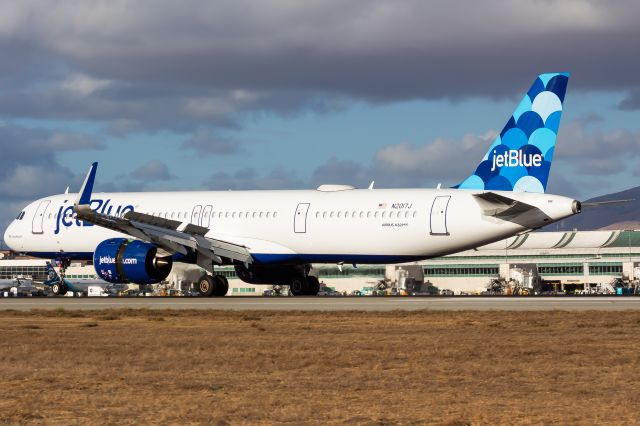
[93,238,172,284]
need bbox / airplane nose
[3,223,13,251]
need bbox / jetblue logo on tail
[456,72,569,193]
[490,150,543,171]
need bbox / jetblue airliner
[3,73,580,296]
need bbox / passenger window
[374,211,379,218]
[367,212,371,218]
[390,211,395,218]
[323,212,327,218]
[253,212,257,218]
[330,211,334,218]
[239,212,243,218]
[232,212,236,218]
[351,212,356,218]
[359,211,364,218]
[259,212,263,218]
[404,211,409,218]
[266,212,271,219]
[171,212,175,219]
[225,212,229,218]
[413,211,417,218]
[381,211,386,218]
[274,212,278,218]
[315,212,319,218]
[337,211,342,218]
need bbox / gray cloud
[0,124,102,231]
[555,119,640,175]
[182,130,240,155]
[205,167,304,190]
[130,160,174,181]
[0,0,639,134]
[0,125,102,197]
[618,89,640,110]
[310,158,371,188]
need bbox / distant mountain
[547,186,640,231]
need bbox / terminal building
[2,230,640,295]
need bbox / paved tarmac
[2,296,640,311]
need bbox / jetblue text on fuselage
[98,255,138,265]
[490,150,543,172]
[54,198,134,235]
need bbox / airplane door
[294,203,310,233]
[32,200,50,234]
[202,205,213,228]
[191,205,203,225]
[430,196,451,235]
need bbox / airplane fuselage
[4,187,578,265]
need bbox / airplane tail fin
[456,72,570,193]
[44,262,62,286]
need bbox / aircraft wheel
[306,276,320,296]
[51,283,67,296]
[196,275,215,297]
[212,275,229,297]
[289,277,309,296]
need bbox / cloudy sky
[2,0,640,242]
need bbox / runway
[2,296,640,311]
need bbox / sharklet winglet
[75,162,98,208]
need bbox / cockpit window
[16,211,25,220]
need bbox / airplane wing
[473,192,551,228]
[72,163,253,271]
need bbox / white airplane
[42,262,122,296]
[3,72,581,296]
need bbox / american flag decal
[378,203,387,209]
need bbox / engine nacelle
[234,263,306,285]
[93,238,172,284]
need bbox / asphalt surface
[2,296,640,311]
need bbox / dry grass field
[1,309,639,425]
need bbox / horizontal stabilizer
[473,192,551,227]
[473,192,535,217]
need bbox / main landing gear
[289,275,320,296]
[51,282,68,296]
[196,274,229,297]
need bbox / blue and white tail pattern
[44,262,62,286]
[456,72,569,193]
